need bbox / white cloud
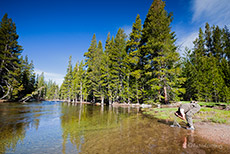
[176,0,230,56]
[176,32,198,55]
[35,69,64,86]
[192,0,230,26]
[178,32,198,49]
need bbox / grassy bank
[142,103,230,125]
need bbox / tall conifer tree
[61,56,73,102]
[103,33,114,104]
[109,28,127,102]
[126,14,142,103]
[84,34,97,102]
[140,0,184,103]
[0,14,23,100]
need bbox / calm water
[0,101,229,154]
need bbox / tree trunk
[0,81,11,100]
[101,95,104,105]
[80,82,83,103]
[136,78,139,104]
[158,75,161,102]
[109,97,112,105]
[164,85,168,104]
[127,74,130,104]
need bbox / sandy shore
[195,122,230,146]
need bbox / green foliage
[125,14,142,104]
[197,108,230,124]
[45,80,59,100]
[142,107,177,121]
[58,0,229,105]
[143,106,230,124]
[183,23,230,103]
[37,72,46,99]
[109,28,127,102]
[0,14,37,101]
[139,0,185,104]
[60,56,73,102]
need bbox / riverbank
[195,122,230,145]
[142,102,230,145]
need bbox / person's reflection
[182,130,194,149]
[183,136,187,149]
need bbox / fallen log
[19,86,44,102]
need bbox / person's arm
[180,108,186,120]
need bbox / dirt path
[195,122,230,145]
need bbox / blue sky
[1,0,230,86]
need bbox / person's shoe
[187,126,195,130]
[170,123,181,128]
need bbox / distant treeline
[59,0,229,104]
[0,14,59,101]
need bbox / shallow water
[0,101,229,154]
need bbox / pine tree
[84,34,97,102]
[72,61,80,102]
[183,24,230,102]
[223,26,230,61]
[37,72,46,100]
[93,41,105,104]
[205,23,212,55]
[212,26,223,60]
[61,56,73,102]
[192,28,207,101]
[109,28,127,103]
[126,14,142,104]
[0,13,23,100]
[140,0,184,104]
[222,26,230,102]
[46,80,59,100]
[102,33,113,104]
[78,60,86,103]
[72,60,86,103]
[20,55,36,99]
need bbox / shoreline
[195,122,230,146]
[141,106,230,146]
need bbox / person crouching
[174,101,201,130]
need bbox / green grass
[196,107,230,124]
[142,107,177,121]
[142,106,230,125]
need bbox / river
[0,101,228,154]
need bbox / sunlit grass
[142,108,177,121]
[197,108,230,124]
[142,106,230,125]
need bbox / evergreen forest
[0,14,59,101]
[1,0,229,104]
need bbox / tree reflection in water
[0,102,229,154]
[0,102,42,154]
[60,103,138,154]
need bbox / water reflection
[0,102,43,154]
[60,103,230,154]
[0,101,62,154]
[0,102,229,154]
[60,103,139,154]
